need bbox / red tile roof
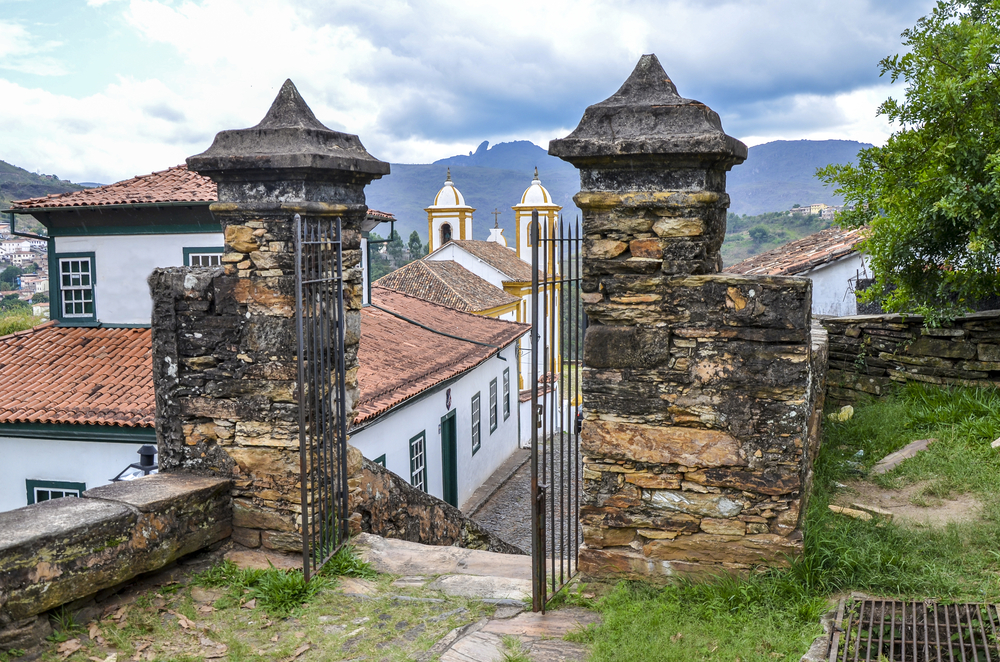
[375,260,519,313]
[441,240,537,283]
[355,287,528,424]
[0,323,153,427]
[10,166,395,221]
[11,166,216,210]
[725,226,865,276]
[0,289,513,430]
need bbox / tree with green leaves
[819,0,1000,322]
[408,231,424,259]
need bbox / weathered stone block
[700,518,746,536]
[684,468,800,496]
[581,419,745,467]
[583,325,671,369]
[233,501,296,532]
[907,336,975,360]
[232,526,262,548]
[0,474,231,623]
[978,343,1000,362]
[582,525,637,549]
[645,490,743,518]
[643,533,801,566]
[623,472,682,490]
[261,530,301,553]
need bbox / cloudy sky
[0,0,935,184]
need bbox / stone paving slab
[353,532,532,580]
[428,574,532,602]
[441,607,598,662]
[482,607,600,638]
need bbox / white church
[375,168,565,444]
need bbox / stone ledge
[0,473,231,627]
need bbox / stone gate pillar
[150,80,388,552]
[550,55,816,579]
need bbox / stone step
[352,532,532,581]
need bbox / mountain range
[2,138,869,244]
[364,139,870,244]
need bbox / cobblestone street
[471,435,582,559]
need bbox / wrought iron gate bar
[831,598,1000,662]
[295,214,350,581]
[530,210,583,612]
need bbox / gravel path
[471,434,582,562]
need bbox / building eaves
[725,226,865,276]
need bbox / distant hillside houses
[789,203,848,220]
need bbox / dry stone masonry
[151,80,388,552]
[550,55,825,580]
[150,80,524,556]
[824,311,1000,403]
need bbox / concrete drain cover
[830,598,1000,662]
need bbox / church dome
[428,168,471,208]
[517,168,557,207]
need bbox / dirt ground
[832,480,982,528]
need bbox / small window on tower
[441,223,452,245]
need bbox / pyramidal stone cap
[549,54,747,169]
[187,79,390,180]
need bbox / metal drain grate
[830,598,1000,662]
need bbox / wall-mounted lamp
[111,445,158,482]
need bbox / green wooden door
[441,410,458,507]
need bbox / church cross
[491,208,501,227]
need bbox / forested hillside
[0,160,82,209]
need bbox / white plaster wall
[806,253,868,317]
[349,342,519,508]
[426,243,509,290]
[0,436,145,512]
[54,233,224,324]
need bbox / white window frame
[409,431,427,491]
[472,392,481,454]
[58,254,95,320]
[503,368,510,420]
[489,378,498,433]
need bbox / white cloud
[0,0,936,181]
[738,83,905,148]
[0,19,67,76]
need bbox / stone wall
[577,275,820,578]
[353,458,525,555]
[550,54,824,580]
[823,311,1000,403]
[0,474,230,654]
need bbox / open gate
[294,213,350,581]
[530,210,584,612]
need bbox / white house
[351,287,525,509]
[726,226,867,317]
[1,164,526,514]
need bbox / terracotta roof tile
[725,226,865,276]
[355,287,528,425]
[11,166,216,210]
[11,166,395,221]
[0,323,154,427]
[445,240,537,283]
[375,260,518,313]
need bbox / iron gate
[530,210,584,612]
[294,213,350,581]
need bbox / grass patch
[581,383,1000,662]
[0,311,43,336]
[319,544,378,579]
[192,560,328,618]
